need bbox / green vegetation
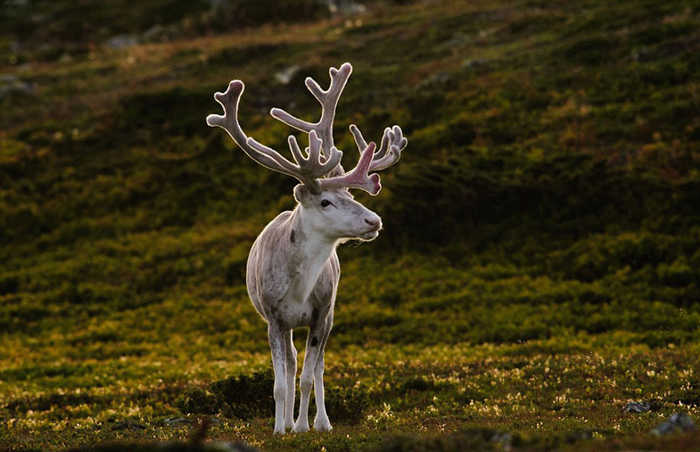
[1,0,700,450]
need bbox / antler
[270,63,353,171]
[318,124,407,196]
[206,63,407,196]
[320,141,381,194]
[206,80,342,193]
[349,124,408,171]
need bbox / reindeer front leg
[313,314,333,432]
[268,322,288,434]
[293,331,319,432]
[293,316,329,432]
[294,313,333,432]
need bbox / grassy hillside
[1,0,700,450]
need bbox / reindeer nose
[365,218,380,228]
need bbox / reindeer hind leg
[268,322,288,434]
[284,329,296,431]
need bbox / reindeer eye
[320,199,332,208]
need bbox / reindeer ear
[293,184,313,205]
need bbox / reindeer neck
[289,205,338,265]
[283,206,337,302]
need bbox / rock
[462,58,488,70]
[418,71,451,88]
[143,24,170,43]
[206,0,229,8]
[490,431,513,450]
[564,430,596,441]
[631,47,652,62]
[106,34,139,49]
[443,32,471,50]
[208,441,258,452]
[651,412,696,436]
[326,0,366,15]
[0,74,33,100]
[274,65,301,85]
[0,74,19,85]
[163,416,193,426]
[623,401,651,413]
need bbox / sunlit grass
[2,0,700,449]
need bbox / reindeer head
[292,179,382,242]
[206,62,407,242]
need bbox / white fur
[206,62,406,434]
[246,187,381,433]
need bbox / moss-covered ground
[2,0,700,450]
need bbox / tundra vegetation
[1,0,700,450]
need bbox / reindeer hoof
[292,420,310,433]
[314,417,332,432]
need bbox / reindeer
[205,62,407,434]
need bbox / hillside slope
[1,0,700,449]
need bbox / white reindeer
[206,62,407,434]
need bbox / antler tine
[374,127,393,160]
[270,62,353,161]
[307,130,323,167]
[207,80,326,192]
[319,142,382,195]
[372,125,407,171]
[246,137,303,177]
[309,131,344,173]
[349,124,407,172]
[269,108,315,133]
[287,131,344,178]
[287,135,306,166]
[304,77,326,103]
